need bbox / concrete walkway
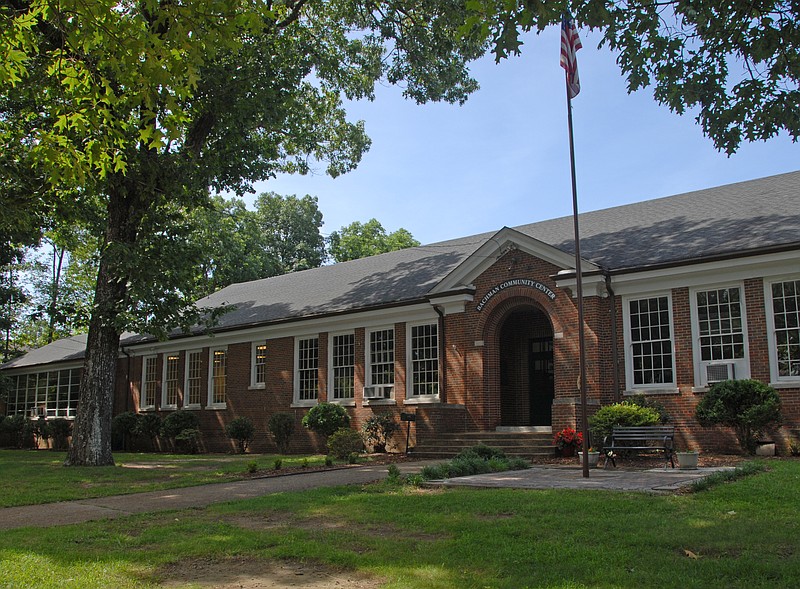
[0,462,733,531]
[431,465,736,493]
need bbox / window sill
[206,403,227,410]
[184,404,202,410]
[161,405,178,411]
[291,400,318,408]
[248,383,266,391]
[329,399,356,407]
[623,388,679,396]
[403,396,440,405]
[769,381,800,389]
[140,406,156,412]
[363,399,397,407]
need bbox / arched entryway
[498,307,554,427]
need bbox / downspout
[434,305,446,404]
[604,272,621,402]
[121,346,133,413]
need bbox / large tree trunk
[65,180,139,467]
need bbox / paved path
[432,465,735,493]
[0,462,431,531]
[0,462,733,531]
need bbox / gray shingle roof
[3,170,798,369]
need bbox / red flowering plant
[553,427,584,450]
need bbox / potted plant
[577,447,601,467]
[675,449,700,470]
[554,427,583,457]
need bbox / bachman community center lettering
[476,279,557,312]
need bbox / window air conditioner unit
[363,385,393,400]
[706,363,735,385]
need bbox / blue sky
[245,28,799,246]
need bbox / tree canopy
[0,0,486,465]
[328,218,420,262]
[466,0,800,153]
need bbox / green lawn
[1,458,798,588]
[0,449,327,507]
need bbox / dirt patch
[158,556,383,589]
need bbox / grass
[0,457,798,588]
[0,449,328,507]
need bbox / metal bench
[603,426,675,469]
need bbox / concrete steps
[412,431,556,459]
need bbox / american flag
[560,13,583,99]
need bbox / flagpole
[565,75,590,480]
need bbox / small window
[624,295,675,388]
[330,333,355,400]
[768,279,800,380]
[184,350,202,407]
[295,336,319,403]
[141,356,158,409]
[409,323,439,397]
[162,353,181,409]
[367,328,395,387]
[251,342,267,387]
[208,348,227,408]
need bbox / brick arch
[479,289,563,430]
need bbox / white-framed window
[251,342,268,388]
[184,350,203,408]
[208,347,227,408]
[4,368,80,418]
[690,285,749,386]
[408,322,439,397]
[366,327,395,387]
[141,355,158,410]
[329,332,355,401]
[162,353,181,409]
[623,294,676,389]
[295,336,319,404]
[766,278,800,382]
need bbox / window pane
[629,296,674,386]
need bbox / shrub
[362,413,400,452]
[174,428,201,454]
[273,458,282,470]
[135,413,163,449]
[161,410,200,440]
[1,415,27,448]
[49,418,72,450]
[589,402,661,448]
[387,464,402,484]
[246,460,258,474]
[695,379,782,454]
[628,393,672,424]
[268,412,295,454]
[112,412,140,450]
[225,417,256,453]
[419,445,530,481]
[302,403,350,439]
[326,428,364,459]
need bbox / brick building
[3,172,800,453]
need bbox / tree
[465,0,800,153]
[328,219,421,263]
[1,1,485,465]
[695,379,782,454]
[187,196,277,297]
[255,192,327,273]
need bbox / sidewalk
[0,461,432,531]
[0,462,733,531]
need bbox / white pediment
[429,227,599,295]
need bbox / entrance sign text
[476,279,557,311]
